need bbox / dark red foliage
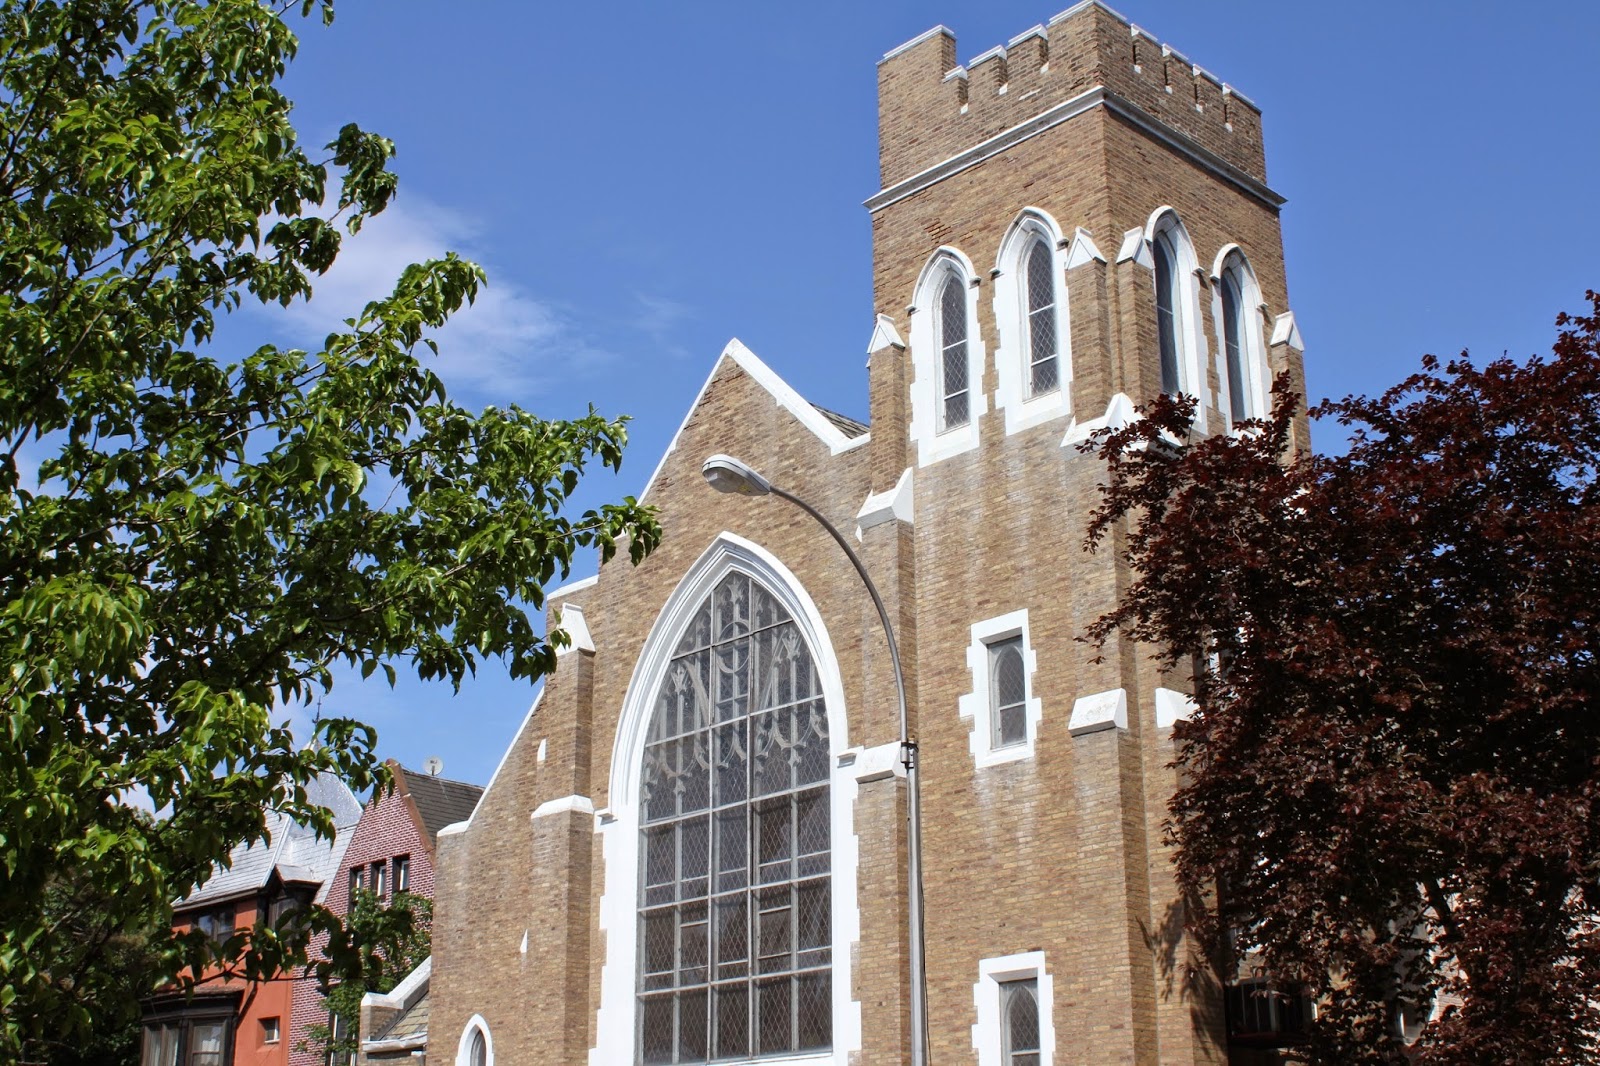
[1085,294,1600,1065]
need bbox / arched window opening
[938,272,971,431]
[1024,239,1059,398]
[1152,231,1181,396]
[637,571,832,1064]
[989,639,1027,749]
[468,1028,487,1066]
[1220,270,1247,424]
[1001,978,1041,1066]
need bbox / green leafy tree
[298,888,432,1065]
[1085,295,1600,1064]
[0,0,659,1055]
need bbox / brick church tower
[426,4,1307,1065]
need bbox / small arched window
[989,639,1027,749]
[937,272,971,431]
[1219,270,1247,423]
[1023,239,1059,398]
[468,1028,487,1066]
[1152,230,1182,396]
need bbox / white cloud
[252,196,616,400]
[632,292,695,358]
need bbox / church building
[427,2,1308,1063]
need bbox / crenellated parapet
[876,0,1266,190]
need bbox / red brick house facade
[428,4,1308,1065]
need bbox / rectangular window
[193,906,233,945]
[393,855,410,893]
[260,1017,280,1044]
[348,867,362,900]
[327,1009,351,1066]
[988,636,1028,749]
[370,860,386,899]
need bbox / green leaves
[0,0,660,1056]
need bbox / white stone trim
[638,340,868,505]
[855,467,914,533]
[864,85,1283,214]
[992,209,1073,436]
[1061,392,1137,449]
[1154,687,1196,729]
[957,610,1043,768]
[908,249,987,467]
[880,24,953,64]
[1146,208,1212,431]
[591,533,863,1066]
[843,741,907,783]
[1068,687,1127,736]
[1115,227,1152,268]
[437,820,469,838]
[1270,310,1305,351]
[530,794,594,820]
[552,602,594,657]
[866,313,907,358]
[361,955,431,1013]
[456,1015,494,1066]
[1063,227,1105,270]
[545,573,598,601]
[971,950,1055,1066]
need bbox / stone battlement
[876,0,1266,191]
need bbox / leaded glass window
[938,272,970,430]
[638,572,831,1064]
[1221,269,1247,423]
[1153,233,1180,396]
[1024,239,1059,397]
[989,637,1027,749]
[1000,978,1041,1066]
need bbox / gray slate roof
[176,772,362,910]
[810,402,869,438]
[399,767,483,844]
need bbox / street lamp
[701,454,930,1066]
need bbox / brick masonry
[429,3,1306,1064]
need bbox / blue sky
[261,0,1600,788]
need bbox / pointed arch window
[1152,230,1181,396]
[1214,249,1267,427]
[637,571,832,1064]
[938,272,971,431]
[1219,270,1247,423]
[1024,239,1059,398]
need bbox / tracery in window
[638,571,831,1064]
[938,272,971,431]
[1024,239,1059,398]
[1001,978,1041,1066]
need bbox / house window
[1000,978,1041,1066]
[394,855,410,893]
[193,906,233,945]
[637,570,831,1064]
[988,637,1027,749]
[371,860,386,899]
[140,1016,232,1066]
[261,1017,280,1044]
[327,1009,351,1066]
[348,867,362,900]
[972,952,1054,1066]
[959,610,1041,768]
[1024,239,1059,398]
[937,271,970,431]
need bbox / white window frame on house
[1146,208,1211,432]
[957,610,1043,769]
[993,209,1072,435]
[591,533,863,1066]
[260,1017,279,1045]
[1210,245,1270,429]
[456,1016,493,1066]
[907,248,986,467]
[971,951,1055,1066]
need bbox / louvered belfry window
[1024,239,1060,397]
[938,272,971,430]
[638,572,832,1064]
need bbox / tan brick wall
[430,4,1305,1064]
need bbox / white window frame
[957,610,1042,768]
[1146,208,1211,433]
[908,248,986,467]
[456,1016,493,1066]
[590,533,863,1066]
[993,209,1072,435]
[971,952,1055,1066]
[1210,245,1270,429]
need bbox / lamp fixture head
[701,454,772,497]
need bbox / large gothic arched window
[638,571,832,1064]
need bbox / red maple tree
[1085,294,1600,1065]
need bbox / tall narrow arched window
[468,1029,487,1066]
[1214,248,1267,427]
[938,272,971,430]
[638,571,831,1065]
[1152,230,1181,396]
[1024,238,1059,397]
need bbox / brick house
[142,773,362,1066]
[306,762,484,1066]
[427,3,1309,1065]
